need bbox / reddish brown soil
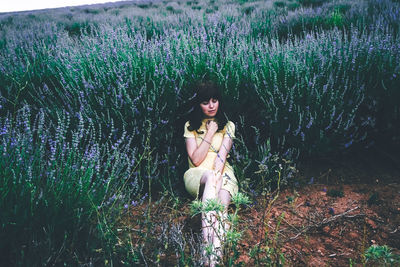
[237,183,400,266]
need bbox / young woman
[183,80,238,266]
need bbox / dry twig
[288,207,365,240]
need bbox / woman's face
[200,98,219,118]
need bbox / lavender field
[1,0,400,265]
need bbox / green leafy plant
[368,192,380,205]
[189,192,250,266]
[364,245,400,265]
[327,188,344,198]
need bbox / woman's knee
[201,170,219,185]
[218,189,231,207]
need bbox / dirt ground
[237,182,400,266]
[233,146,400,266]
[125,146,400,266]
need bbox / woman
[183,80,238,266]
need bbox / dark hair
[186,80,228,134]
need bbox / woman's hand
[206,120,218,136]
[213,170,223,187]
[213,156,225,173]
[212,136,233,173]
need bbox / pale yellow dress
[183,119,238,199]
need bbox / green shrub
[327,188,344,198]
[367,192,380,205]
[298,0,327,7]
[364,245,400,265]
[206,8,214,14]
[287,2,300,10]
[64,21,97,37]
[83,8,101,14]
[0,107,141,265]
[274,1,286,8]
[242,6,255,15]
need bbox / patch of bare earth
[237,183,400,266]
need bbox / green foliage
[166,5,182,14]
[64,21,97,37]
[242,6,255,15]
[334,3,351,13]
[298,0,327,7]
[186,0,199,6]
[364,245,400,265]
[287,2,300,10]
[137,3,152,9]
[274,1,286,8]
[251,138,298,193]
[0,107,141,265]
[248,212,286,266]
[189,192,250,265]
[83,8,101,14]
[205,8,214,14]
[231,192,251,207]
[327,188,344,197]
[0,1,399,200]
[368,192,381,205]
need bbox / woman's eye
[212,99,218,103]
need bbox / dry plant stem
[289,207,364,240]
[262,172,282,237]
[361,219,367,265]
[254,172,282,264]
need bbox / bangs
[196,80,221,103]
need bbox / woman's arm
[213,136,233,173]
[185,129,215,166]
[213,121,235,173]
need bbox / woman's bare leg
[213,189,231,261]
[200,172,220,244]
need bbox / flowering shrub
[0,0,398,213]
[0,107,141,265]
